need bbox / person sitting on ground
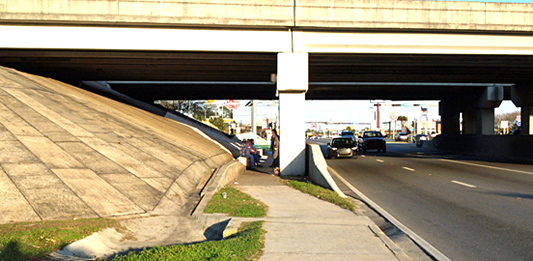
[243,139,256,169]
[240,138,247,157]
[248,139,261,167]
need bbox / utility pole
[377,102,381,130]
[252,100,257,134]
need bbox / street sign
[224,99,240,110]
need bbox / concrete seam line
[330,168,451,261]
[191,159,244,220]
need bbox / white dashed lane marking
[451,180,477,188]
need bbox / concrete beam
[293,31,533,55]
[478,86,503,109]
[0,25,292,53]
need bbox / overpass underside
[0,49,531,101]
[2,0,533,175]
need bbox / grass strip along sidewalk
[203,187,268,217]
[113,187,268,261]
[113,221,264,261]
[0,179,354,260]
[284,179,356,212]
[0,218,119,260]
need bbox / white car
[395,132,409,141]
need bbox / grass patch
[113,221,265,261]
[0,218,120,260]
[283,179,356,212]
[204,187,268,217]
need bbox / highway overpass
[1,0,533,175]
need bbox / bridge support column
[521,106,533,135]
[475,108,497,135]
[476,86,503,135]
[277,53,308,176]
[512,85,533,135]
[439,99,461,135]
[460,86,503,135]
[462,106,476,135]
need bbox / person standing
[271,129,280,174]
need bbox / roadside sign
[224,99,240,110]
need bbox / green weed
[204,187,268,217]
[113,221,264,261]
[284,179,356,211]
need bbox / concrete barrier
[306,143,347,198]
[428,134,533,164]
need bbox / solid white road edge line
[451,180,477,188]
[440,159,533,175]
[329,168,452,261]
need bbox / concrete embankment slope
[0,66,233,224]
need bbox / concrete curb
[191,158,246,234]
[330,167,451,261]
[306,142,348,198]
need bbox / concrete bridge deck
[0,66,233,224]
[1,0,533,32]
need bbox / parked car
[413,134,429,147]
[327,137,358,159]
[358,131,387,152]
[340,130,357,142]
[395,132,410,141]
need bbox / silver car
[328,137,358,159]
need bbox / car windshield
[332,138,353,145]
[341,131,354,136]
[363,132,383,138]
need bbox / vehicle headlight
[351,147,357,150]
[332,147,337,151]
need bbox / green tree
[209,116,227,132]
[222,106,233,118]
[397,115,409,133]
[397,115,408,123]
[157,100,218,121]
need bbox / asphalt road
[311,139,533,261]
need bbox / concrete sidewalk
[202,170,410,261]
